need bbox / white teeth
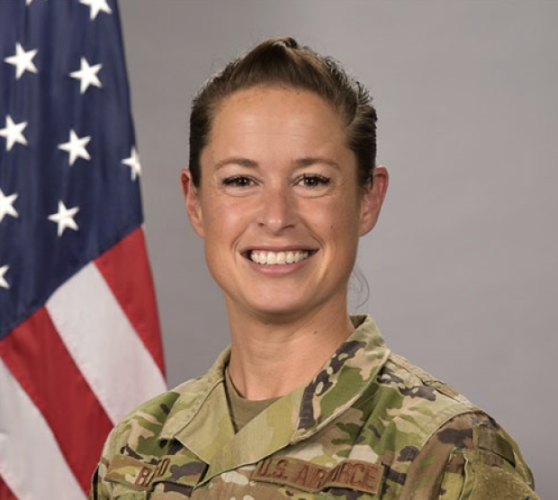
[249,250,311,265]
[267,252,277,265]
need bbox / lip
[240,245,319,255]
[240,247,318,261]
[241,247,318,274]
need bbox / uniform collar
[160,315,390,480]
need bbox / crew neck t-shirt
[224,366,280,432]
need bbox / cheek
[309,199,360,236]
[201,196,249,249]
[203,194,231,228]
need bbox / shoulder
[367,353,538,499]
[404,411,539,499]
[372,352,479,435]
[89,377,210,499]
[96,345,230,475]
[101,375,207,460]
[381,352,472,403]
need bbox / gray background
[119,1,556,497]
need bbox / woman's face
[182,85,387,322]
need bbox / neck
[225,298,355,400]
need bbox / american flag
[0,0,166,498]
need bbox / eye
[297,174,331,188]
[222,176,254,187]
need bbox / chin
[248,298,308,318]
[235,291,317,322]
[249,306,310,324]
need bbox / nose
[257,183,297,233]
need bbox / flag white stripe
[0,357,85,500]
[46,262,166,425]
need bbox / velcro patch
[252,456,384,495]
[475,425,516,466]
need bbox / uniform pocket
[112,484,148,499]
[317,489,379,500]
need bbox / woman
[90,36,539,499]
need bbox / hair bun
[272,36,298,49]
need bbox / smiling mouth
[245,249,317,265]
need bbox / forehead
[213,85,343,130]
[217,84,338,112]
[203,85,350,165]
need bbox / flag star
[58,129,91,166]
[48,201,79,237]
[0,265,9,289]
[4,42,38,79]
[122,147,141,180]
[0,115,28,151]
[80,0,112,20]
[70,57,103,94]
[0,189,19,224]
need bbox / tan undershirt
[224,366,280,433]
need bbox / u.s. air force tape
[252,456,385,495]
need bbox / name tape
[106,455,205,491]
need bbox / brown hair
[188,35,378,188]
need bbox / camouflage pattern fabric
[89,315,540,499]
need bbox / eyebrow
[213,157,341,170]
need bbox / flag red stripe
[96,227,165,376]
[0,308,113,495]
[0,474,17,500]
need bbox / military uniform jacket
[90,315,539,499]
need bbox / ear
[359,165,389,236]
[180,168,205,238]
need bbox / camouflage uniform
[89,315,539,499]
